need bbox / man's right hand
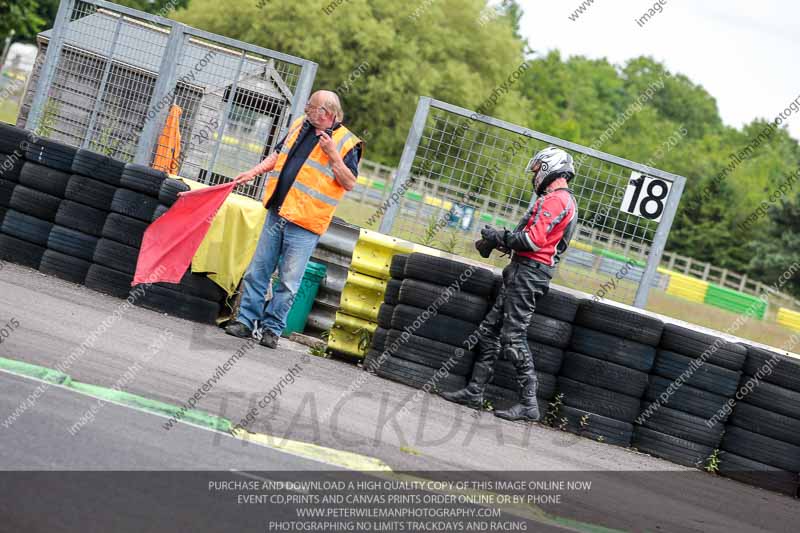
[235,153,278,185]
[234,172,256,184]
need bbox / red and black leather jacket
[504,188,578,267]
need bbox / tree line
[6,0,799,297]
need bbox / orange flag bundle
[132,181,237,286]
[152,105,182,174]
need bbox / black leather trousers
[468,257,552,401]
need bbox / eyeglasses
[304,103,327,114]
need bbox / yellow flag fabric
[178,178,267,296]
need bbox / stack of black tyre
[0,124,27,247]
[484,274,579,412]
[0,123,225,323]
[633,325,746,468]
[555,301,663,447]
[718,345,800,497]
[366,253,496,395]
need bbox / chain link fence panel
[379,97,686,307]
[19,0,316,201]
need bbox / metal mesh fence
[175,30,302,199]
[22,0,315,201]
[380,98,686,307]
[34,1,172,159]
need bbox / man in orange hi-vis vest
[227,90,363,348]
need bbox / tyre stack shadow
[0,124,226,324]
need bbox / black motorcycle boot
[439,385,485,409]
[440,352,494,409]
[495,371,540,422]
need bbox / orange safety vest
[262,116,363,235]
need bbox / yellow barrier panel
[340,270,387,322]
[777,308,800,332]
[335,230,412,358]
[351,229,414,280]
[328,312,377,357]
[571,241,593,253]
[662,269,709,304]
[421,195,453,210]
[424,195,442,207]
[332,229,501,359]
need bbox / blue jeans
[237,207,320,337]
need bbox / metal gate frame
[380,96,687,308]
[26,0,317,186]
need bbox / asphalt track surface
[1,263,798,532]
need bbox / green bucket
[274,260,327,337]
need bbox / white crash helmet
[527,146,575,195]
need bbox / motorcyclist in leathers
[441,146,579,422]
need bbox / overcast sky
[519,0,800,140]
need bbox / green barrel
[275,261,327,337]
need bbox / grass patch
[0,99,21,125]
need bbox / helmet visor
[526,157,542,174]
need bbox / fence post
[591,254,603,274]
[283,60,317,138]
[634,175,686,308]
[379,96,431,235]
[133,22,186,165]
[739,273,748,292]
[27,0,75,134]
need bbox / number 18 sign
[620,171,672,222]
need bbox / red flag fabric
[132,181,237,286]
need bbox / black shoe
[494,400,540,422]
[225,321,252,339]
[439,387,484,410]
[260,330,279,349]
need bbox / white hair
[316,90,344,122]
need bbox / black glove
[475,225,510,258]
[480,225,502,244]
[475,237,495,258]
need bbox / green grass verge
[0,356,232,432]
[0,357,72,386]
[0,100,20,125]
